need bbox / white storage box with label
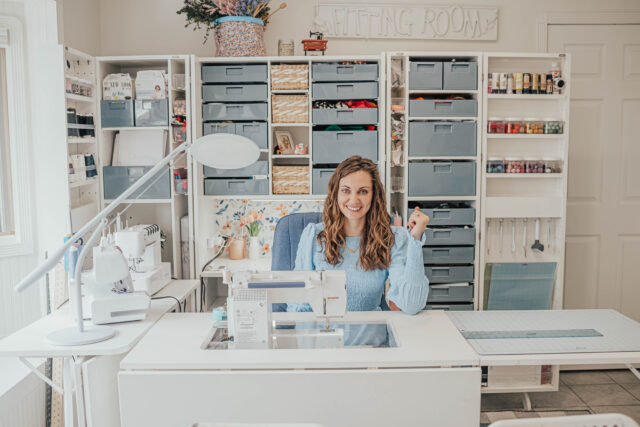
[135,70,168,100]
[103,73,134,100]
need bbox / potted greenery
[177,0,286,56]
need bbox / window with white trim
[0,19,34,257]
[0,48,13,236]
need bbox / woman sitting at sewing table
[290,156,430,315]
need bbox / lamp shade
[190,133,260,169]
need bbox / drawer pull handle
[225,67,243,75]
[227,106,243,112]
[109,102,126,110]
[451,63,470,71]
[434,124,453,133]
[336,66,355,73]
[336,132,354,141]
[433,210,451,219]
[432,288,450,296]
[434,164,452,173]
[319,171,333,178]
[417,63,436,71]
[226,87,243,94]
[432,249,450,256]
[433,230,451,237]
[432,268,451,276]
[336,110,353,117]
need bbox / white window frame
[0,16,34,257]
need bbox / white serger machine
[115,224,172,295]
[222,269,347,349]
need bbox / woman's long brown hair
[317,156,394,271]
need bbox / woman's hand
[408,207,429,241]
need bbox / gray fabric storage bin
[312,82,378,100]
[425,266,474,284]
[408,161,475,196]
[101,100,134,127]
[312,131,378,163]
[312,108,377,125]
[409,99,477,117]
[202,84,268,102]
[235,122,268,150]
[312,168,335,195]
[425,303,474,311]
[103,165,171,199]
[409,62,443,90]
[203,178,268,195]
[409,122,476,156]
[134,99,168,127]
[423,246,475,264]
[201,64,267,83]
[409,207,475,226]
[312,63,378,81]
[428,284,474,303]
[443,62,477,90]
[203,122,235,135]
[202,103,268,121]
[203,160,268,178]
[425,227,476,246]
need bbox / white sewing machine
[115,224,171,296]
[79,238,151,325]
[222,270,347,349]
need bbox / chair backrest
[271,212,322,271]
[489,413,639,427]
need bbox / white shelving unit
[63,46,100,234]
[387,51,483,312]
[95,55,194,280]
[479,52,572,394]
[191,54,385,276]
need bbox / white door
[548,25,640,321]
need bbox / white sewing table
[0,279,198,427]
[118,309,640,427]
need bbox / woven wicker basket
[272,94,308,123]
[271,64,309,90]
[272,165,310,194]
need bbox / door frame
[537,12,640,52]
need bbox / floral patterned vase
[214,16,266,57]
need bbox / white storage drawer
[423,246,474,264]
[409,121,476,156]
[134,99,168,127]
[409,62,443,90]
[425,266,474,284]
[312,130,378,164]
[312,108,377,125]
[428,284,474,303]
[425,227,476,246]
[409,99,477,117]
[312,82,378,100]
[203,160,268,178]
[408,161,476,197]
[312,63,378,81]
[202,122,268,150]
[312,167,335,195]
[202,84,268,102]
[203,178,269,196]
[409,207,475,226]
[443,62,477,90]
[101,100,134,127]
[202,103,268,121]
[201,64,267,83]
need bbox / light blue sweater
[288,222,429,315]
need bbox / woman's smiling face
[337,170,373,222]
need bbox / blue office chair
[271,212,322,311]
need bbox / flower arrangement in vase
[177,0,287,56]
[241,210,263,259]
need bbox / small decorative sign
[314,3,498,40]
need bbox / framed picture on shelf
[275,131,295,155]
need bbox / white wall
[59,0,101,55]
[91,0,640,56]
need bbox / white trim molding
[0,16,34,257]
[537,12,640,52]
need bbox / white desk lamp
[14,134,260,346]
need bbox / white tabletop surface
[120,310,480,370]
[0,280,198,358]
[200,256,272,277]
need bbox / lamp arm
[14,141,190,293]
[72,218,108,333]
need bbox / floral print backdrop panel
[213,199,324,256]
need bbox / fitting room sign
[314,4,498,40]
